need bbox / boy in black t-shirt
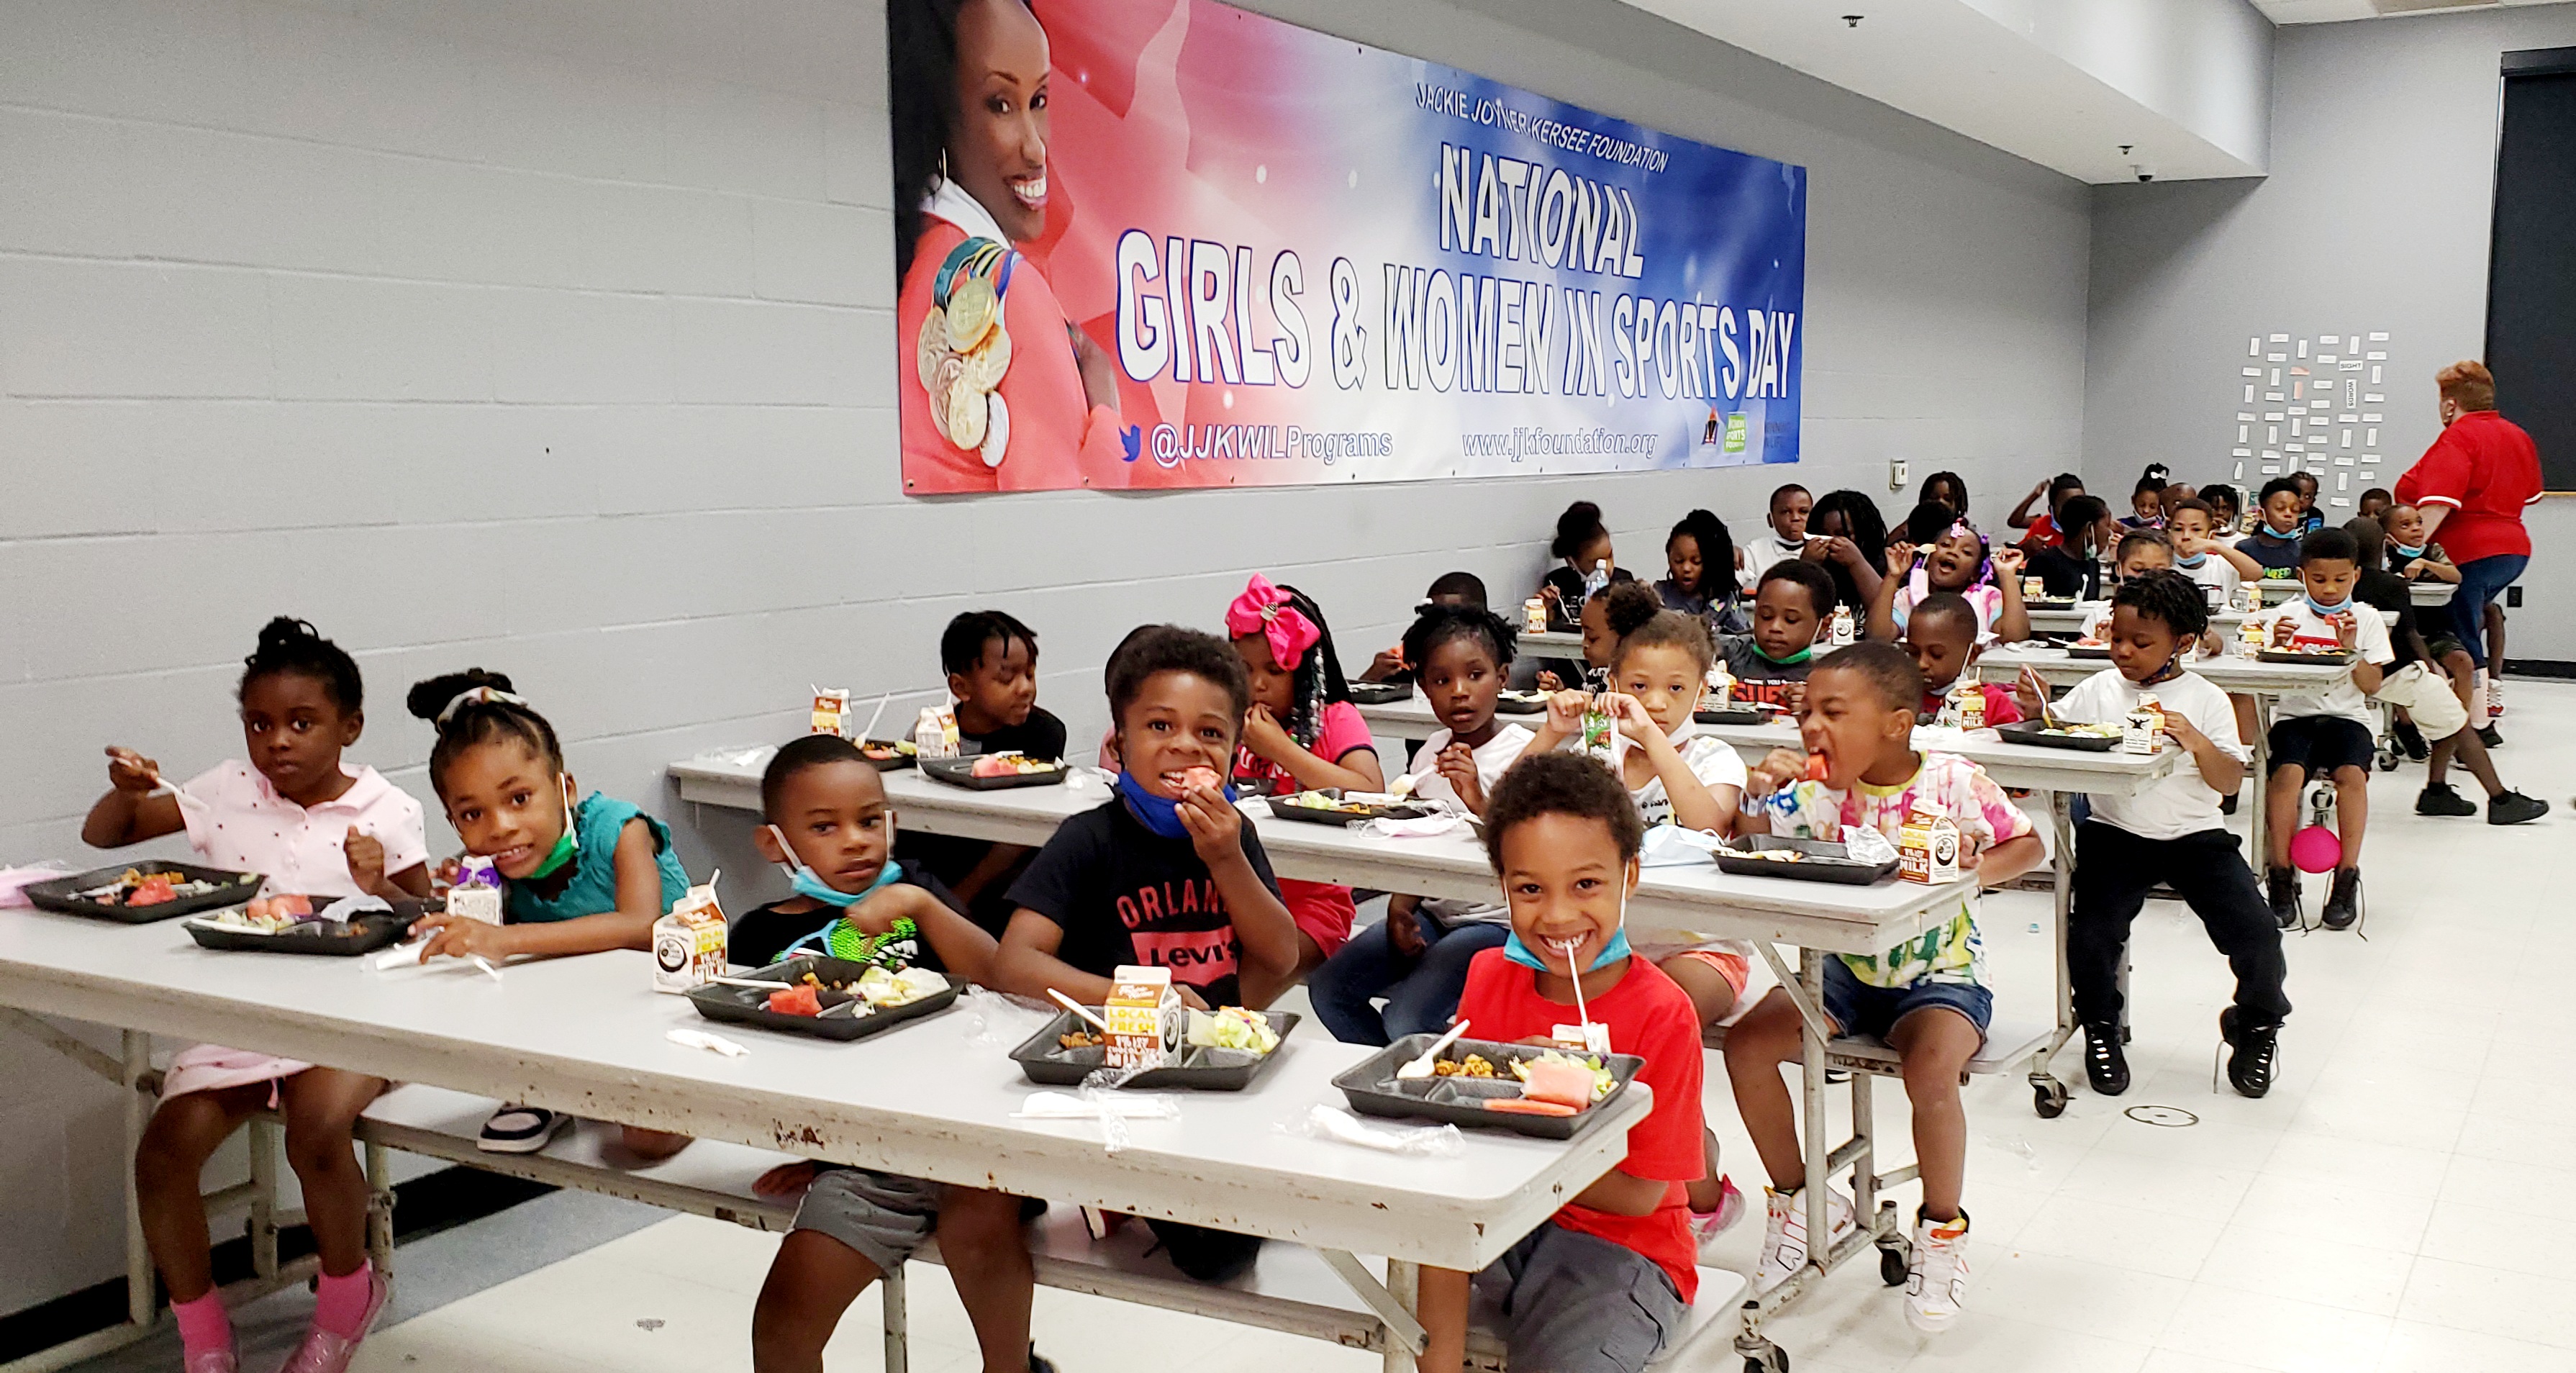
[998,625,1296,1281]
[896,611,1068,936]
[735,735,1048,1373]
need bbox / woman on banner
[2395,361,2541,714]
[894,0,1125,493]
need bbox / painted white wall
[1964,0,2275,173]
[0,0,2087,1317]
[2085,4,2576,659]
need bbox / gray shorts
[1473,1223,1685,1373]
[791,1167,940,1272]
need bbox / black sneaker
[1030,1348,1058,1373]
[2082,1021,2130,1096]
[2219,1007,2280,1099]
[2221,792,2240,816]
[2477,724,2504,749]
[2321,867,2360,932]
[2416,782,2477,817]
[2489,790,2549,826]
[2266,867,2300,930]
[2391,713,2428,761]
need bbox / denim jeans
[1306,910,1509,1047]
[2449,552,2527,670]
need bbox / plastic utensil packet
[1282,1104,1465,1158]
[666,1028,750,1058]
[1364,811,1465,840]
[1843,827,1899,866]
[956,985,1058,1048]
[1012,1085,1181,1154]
[0,864,76,909]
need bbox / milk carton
[445,857,503,925]
[2123,694,2165,756]
[1523,597,1548,635]
[1102,965,1183,1071]
[1705,663,1736,705]
[1897,802,1961,885]
[652,880,728,994]
[912,704,961,759]
[810,687,853,738]
[1829,605,1856,647]
[1954,681,1986,730]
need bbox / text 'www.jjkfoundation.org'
[1460,427,1661,461]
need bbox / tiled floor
[97,683,2576,1373]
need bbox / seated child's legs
[276,1067,389,1277]
[752,1168,940,1373]
[2331,764,2370,862]
[1720,989,1810,1190]
[1658,948,1749,1213]
[136,1082,271,1301]
[1382,922,1510,1043]
[1307,917,1407,1046]
[1823,964,1988,1222]
[622,1125,693,1161]
[933,1187,1036,1373]
[1479,1224,1684,1373]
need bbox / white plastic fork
[1395,1019,1472,1080]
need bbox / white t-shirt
[2175,553,2241,601]
[1558,727,1749,828]
[1738,532,1808,591]
[1407,724,1533,927]
[2248,599,2394,724]
[2052,669,2247,840]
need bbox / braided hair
[406,669,565,799]
[241,617,362,713]
[2112,568,2208,643]
[1401,602,1518,677]
[1271,584,1351,750]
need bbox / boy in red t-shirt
[1415,753,1705,1373]
[1903,594,2021,727]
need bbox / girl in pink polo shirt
[82,618,430,1373]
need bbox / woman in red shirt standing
[2395,361,2541,716]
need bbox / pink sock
[171,1291,232,1356]
[312,1261,376,1340]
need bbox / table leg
[1800,948,1828,1285]
[122,1030,155,1328]
[881,1263,910,1373]
[2031,794,2077,1118]
[1379,1259,1419,1373]
[2248,694,2273,871]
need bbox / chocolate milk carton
[652,880,729,994]
[810,688,853,738]
[1897,802,1962,885]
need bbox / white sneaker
[1691,1176,1750,1264]
[1905,1211,1972,1333]
[477,1105,569,1154]
[1754,1186,1855,1293]
[2489,676,2505,717]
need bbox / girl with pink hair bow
[1223,575,1384,970]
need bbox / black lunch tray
[858,739,918,771]
[1995,720,2126,753]
[1010,1008,1298,1090]
[1712,834,1900,885]
[1264,791,1439,826]
[2066,643,2113,659]
[27,862,263,925]
[1333,1035,1643,1141]
[2259,649,2357,666]
[919,756,1070,791]
[183,897,432,956]
[2024,596,2080,610]
[686,956,961,1041]
[1692,705,1772,726]
[1345,681,1414,705]
[1493,693,1546,715]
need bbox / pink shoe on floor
[279,1268,388,1373]
[1691,1175,1750,1262]
[182,1350,239,1373]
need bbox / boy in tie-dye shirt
[1720,645,2044,1337]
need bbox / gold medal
[945,372,988,450]
[979,392,1010,468]
[962,323,1012,393]
[946,272,997,354]
[929,355,966,442]
[917,307,951,392]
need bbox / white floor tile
[2010,1195,2227,1281]
[2414,1200,2564,1281]
[2153,1284,2393,1372]
[2394,1256,2576,1351]
[2373,1318,2576,1373]
[2190,1225,2416,1316]
[2228,1173,2436,1254]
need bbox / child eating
[1309,605,1530,1047]
[2246,529,2389,930]
[85,618,427,1373]
[734,735,1044,1373]
[1359,571,1486,682]
[2164,497,2247,607]
[896,611,1066,935]
[2013,571,2289,1100]
[403,669,694,1159]
[1903,594,2020,725]
[1738,483,1813,592]
[1656,508,1749,635]
[1225,576,1381,969]
[1867,520,2030,645]
[996,626,1296,1282]
[1719,561,1837,711]
[1412,753,1707,1373]
[1724,643,2043,1334]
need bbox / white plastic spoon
[1395,1018,1472,1080]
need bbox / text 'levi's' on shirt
[1004,798,1284,1008]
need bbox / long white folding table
[0,914,1655,1373]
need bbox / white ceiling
[2254,0,2572,23]
[1613,1,2269,183]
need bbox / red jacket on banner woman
[894,0,1125,493]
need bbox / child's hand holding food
[1746,748,1809,796]
[106,746,162,794]
[344,828,386,894]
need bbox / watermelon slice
[1520,1057,1599,1110]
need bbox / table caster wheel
[2033,1078,2069,1118]
[1879,1243,1910,1287]
[1743,1347,1790,1373]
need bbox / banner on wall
[894,0,1807,494]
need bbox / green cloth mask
[526,780,580,879]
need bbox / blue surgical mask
[1501,879,1633,973]
[2393,542,2426,559]
[2176,550,2208,569]
[2303,593,2354,617]
[767,823,903,908]
[1115,767,1235,839]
